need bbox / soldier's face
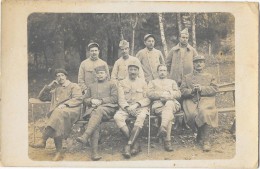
[120,46,129,57]
[144,37,155,49]
[89,47,100,60]
[194,60,205,71]
[96,70,107,81]
[158,66,168,79]
[56,73,67,85]
[128,66,139,80]
[179,34,189,45]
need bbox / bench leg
[148,114,151,156]
[32,103,35,143]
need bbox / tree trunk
[118,13,124,40]
[158,13,168,57]
[131,14,138,56]
[107,32,113,66]
[177,13,182,35]
[191,13,197,49]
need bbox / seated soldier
[76,65,118,161]
[30,69,82,161]
[147,64,181,152]
[114,60,150,159]
[180,55,218,151]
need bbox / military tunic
[78,58,110,91]
[136,48,165,82]
[114,77,151,128]
[166,44,198,86]
[83,80,118,119]
[180,70,218,130]
[111,55,145,81]
[39,81,83,139]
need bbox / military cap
[54,68,68,76]
[144,34,155,41]
[180,28,189,35]
[119,40,130,48]
[128,59,139,69]
[88,42,100,50]
[94,65,107,73]
[193,55,205,62]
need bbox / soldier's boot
[30,126,54,148]
[53,136,64,161]
[120,125,130,138]
[123,126,141,159]
[201,124,211,152]
[91,127,102,161]
[196,127,202,144]
[164,122,173,152]
[76,111,103,145]
[131,139,141,156]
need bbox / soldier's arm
[180,76,194,98]
[105,63,110,80]
[83,86,92,106]
[111,61,119,81]
[146,81,163,100]
[78,63,87,92]
[137,81,151,107]
[137,60,145,80]
[200,75,218,96]
[101,82,118,104]
[63,84,83,107]
[118,82,129,110]
[159,51,165,64]
[169,80,181,100]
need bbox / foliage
[28,13,234,73]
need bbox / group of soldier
[30,28,218,161]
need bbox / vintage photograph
[27,12,235,161]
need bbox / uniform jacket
[180,70,218,128]
[118,77,150,110]
[136,48,165,82]
[38,80,83,117]
[166,43,198,85]
[111,55,145,81]
[83,80,118,117]
[78,58,110,91]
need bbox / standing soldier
[166,28,198,129]
[111,40,144,82]
[76,65,118,161]
[166,28,198,86]
[136,34,165,82]
[180,55,218,151]
[78,42,110,94]
[114,60,150,159]
[147,64,181,151]
[30,69,82,161]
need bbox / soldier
[147,64,181,151]
[114,60,150,159]
[78,42,110,94]
[111,40,144,82]
[136,34,165,82]
[30,69,82,161]
[180,55,218,151]
[76,65,118,161]
[166,28,198,130]
[166,28,198,86]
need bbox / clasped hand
[126,103,139,116]
[91,99,102,107]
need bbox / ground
[28,62,235,161]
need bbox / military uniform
[111,55,145,81]
[78,58,110,91]
[76,65,118,161]
[114,77,150,128]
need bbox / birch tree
[158,13,168,57]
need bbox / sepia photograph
[27,12,236,161]
[1,1,258,168]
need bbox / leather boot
[164,140,173,152]
[53,137,64,161]
[123,126,141,158]
[201,124,211,152]
[30,126,54,148]
[91,127,102,161]
[157,126,167,138]
[131,139,141,156]
[76,111,103,145]
[196,127,202,145]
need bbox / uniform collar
[61,80,71,87]
[172,43,192,51]
[145,47,154,52]
[193,69,204,75]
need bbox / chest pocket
[135,88,144,100]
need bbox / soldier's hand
[48,80,58,87]
[127,103,139,116]
[161,91,171,101]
